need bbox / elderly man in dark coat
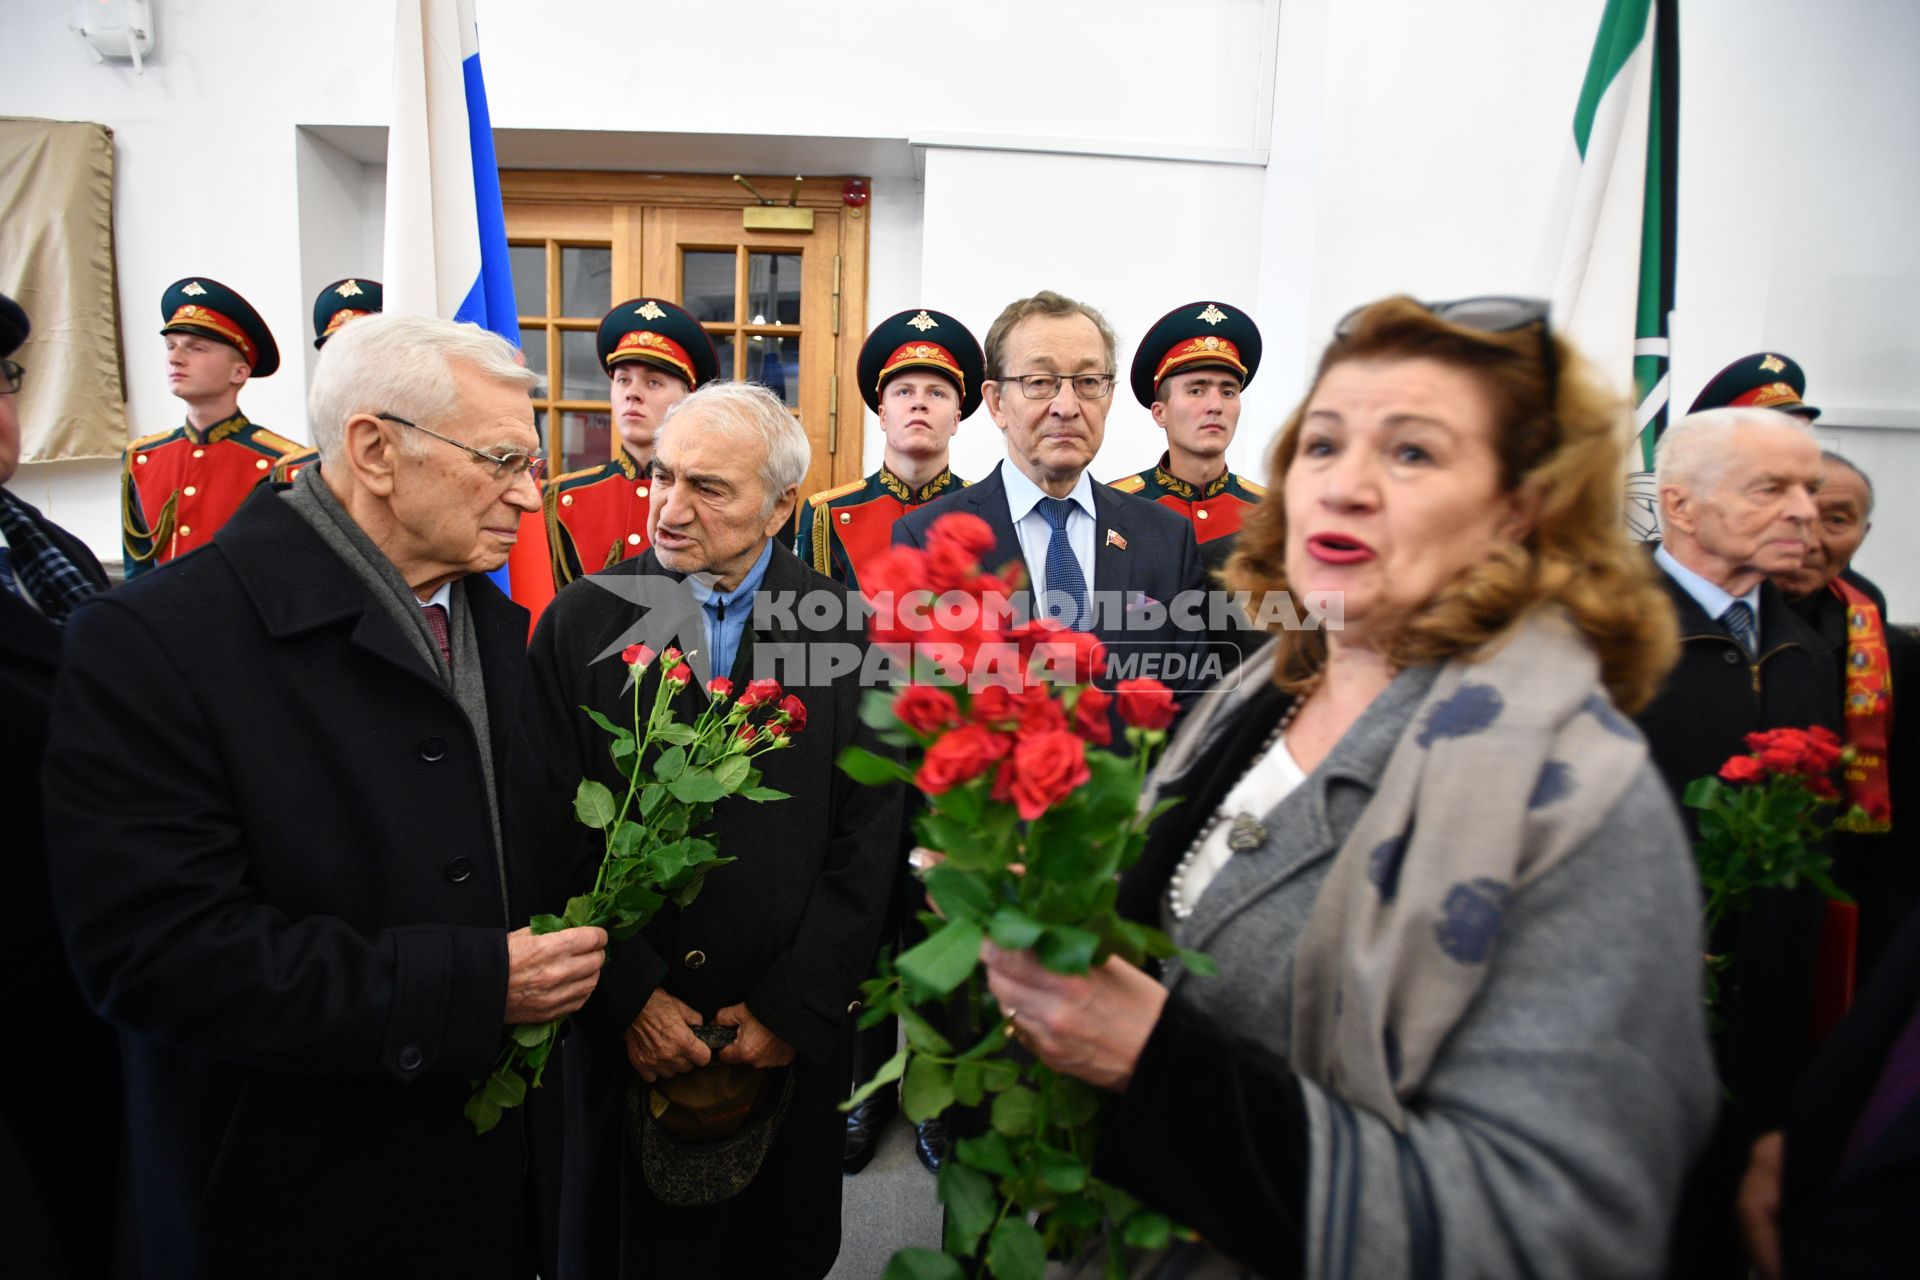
[0,292,118,1277]
[44,313,608,1279]
[532,381,901,1279]
[1635,405,1842,1279]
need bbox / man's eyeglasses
[996,372,1116,401]
[1336,295,1559,407]
[1,359,22,395]
[375,412,546,484]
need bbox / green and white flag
[1539,0,1677,537]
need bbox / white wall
[4,0,1915,614]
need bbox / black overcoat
[43,486,558,1279]
[529,542,901,1279]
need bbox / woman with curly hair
[983,295,1719,1278]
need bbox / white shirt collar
[1000,459,1096,525]
[419,581,454,611]
[1655,543,1760,624]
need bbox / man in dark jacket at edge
[531,381,901,1278]
[1633,405,1841,1279]
[43,313,608,1278]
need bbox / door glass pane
[682,251,736,323]
[708,333,737,383]
[747,253,802,325]
[561,329,606,401]
[748,333,800,406]
[533,409,547,452]
[510,244,547,318]
[520,326,549,385]
[560,245,611,318]
[561,410,613,476]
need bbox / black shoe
[843,1092,897,1175]
[914,1116,950,1175]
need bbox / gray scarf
[281,467,507,915]
[1286,607,1648,1129]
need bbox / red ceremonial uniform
[796,466,968,593]
[121,412,301,577]
[271,446,320,484]
[1109,454,1263,544]
[543,448,652,588]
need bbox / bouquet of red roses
[1685,725,1857,1020]
[838,512,1209,1280]
[465,644,805,1134]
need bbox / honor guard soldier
[796,308,983,593]
[1688,351,1821,420]
[273,278,388,483]
[122,278,301,577]
[1111,299,1266,567]
[544,297,718,588]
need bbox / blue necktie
[1037,497,1089,632]
[1720,600,1757,658]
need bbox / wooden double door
[503,171,871,502]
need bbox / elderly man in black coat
[0,292,118,1277]
[1635,405,1842,1279]
[532,381,901,1279]
[44,313,608,1279]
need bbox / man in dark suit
[1635,405,1842,1279]
[44,313,608,1278]
[0,292,119,1277]
[895,290,1210,698]
[532,382,901,1279]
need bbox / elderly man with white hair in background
[1634,404,1843,1280]
[44,313,610,1279]
[530,381,901,1279]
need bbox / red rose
[894,684,961,736]
[1115,678,1178,731]
[777,694,807,735]
[662,647,684,665]
[739,677,783,709]
[1014,684,1068,738]
[915,724,1012,795]
[665,663,692,685]
[970,684,1016,727]
[706,677,734,700]
[1003,729,1091,821]
[1804,725,1844,772]
[1016,620,1106,685]
[927,512,997,560]
[736,723,759,744]
[1805,775,1840,802]
[861,548,934,642]
[766,721,789,738]
[621,644,656,668]
[925,541,979,591]
[1071,686,1113,746]
[1718,754,1766,784]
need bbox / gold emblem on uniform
[336,279,365,298]
[1759,353,1787,374]
[1197,304,1228,326]
[1201,336,1221,350]
[182,281,208,296]
[636,300,667,321]
[913,344,935,357]
[907,310,938,332]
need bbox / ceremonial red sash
[1832,576,1893,832]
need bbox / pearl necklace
[1165,693,1306,923]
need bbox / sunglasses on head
[1336,295,1559,408]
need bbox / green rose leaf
[987,1215,1047,1280]
[987,906,1044,951]
[668,769,729,804]
[483,1068,526,1108]
[741,786,791,802]
[714,755,752,791]
[938,1159,999,1257]
[896,919,984,999]
[609,822,645,857]
[840,745,915,785]
[900,1007,955,1056]
[653,723,698,746]
[1036,923,1100,974]
[527,913,565,935]
[952,1060,985,1107]
[512,1022,553,1048]
[573,780,618,830]
[990,1084,1038,1136]
[953,1128,1018,1176]
[902,1054,957,1123]
[464,1089,502,1135]
[1048,1076,1100,1127]
[860,687,905,732]
[1121,1209,1174,1250]
[882,1248,966,1280]
[924,865,995,924]
[844,1046,909,1110]
[655,744,688,782]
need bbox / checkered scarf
[0,489,102,624]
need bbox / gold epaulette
[244,427,306,456]
[1239,477,1268,498]
[543,480,578,589]
[1108,473,1147,494]
[551,461,618,490]
[125,427,183,455]
[807,478,867,507]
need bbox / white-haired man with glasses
[44,312,608,1278]
[896,290,1208,701]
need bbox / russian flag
[384,0,555,624]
